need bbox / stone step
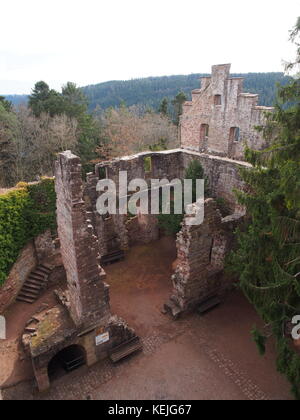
[29,273,46,281]
[16,265,52,304]
[16,295,36,304]
[109,337,142,363]
[26,278,45,287]
[37,265,52,275]
[22,282,41,291]
[19,289,40,299]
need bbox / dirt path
[0,237,293,399]
[0,286,60,388]
[105,236,177,337]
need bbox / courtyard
[0,237,292,400]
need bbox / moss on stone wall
[0,178,56,286]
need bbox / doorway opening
[48,345,86,381]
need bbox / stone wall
[55,151,110,327]
[127,214,159,246]
[34,230,56,264]
[181,150,249,212]
[90,149,249,215]
[180,64,273,160]
[0,242,37,313]
[0,230,62,314]
[166,199,244,315]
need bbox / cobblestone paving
[200,345,269,400]
[1,314,275,400]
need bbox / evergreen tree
[230,17,300,399]
[158,98,168,116]
[172,91,187,126]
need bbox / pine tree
[172,91,187,126]
[230,17,300,399]
[158,98,168,116]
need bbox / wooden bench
[101,250,125,266]
[109,336,142,363]
[197,295,221,315]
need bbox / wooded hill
[4,72,291,112]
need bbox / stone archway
[48,344,86,382]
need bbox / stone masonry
[166,200,244,316]
[23,151,137,392]
[55,151,110,327]
[180,64,273,160]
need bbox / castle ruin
[0,63,275,394]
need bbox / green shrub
[0,179,56,286]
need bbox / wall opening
[48,345,86,382]
[144,156,152,174]
[99,167,107,180]
[200,124,209,144]
[214,95,222,106]
[229,127,240,142]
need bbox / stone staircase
[16,264,52,304]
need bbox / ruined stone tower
[55,151,110,327]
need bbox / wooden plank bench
[101,250,125,266]
[197,295,221,315]
[109,336,142,363]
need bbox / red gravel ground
[0,237,293,400]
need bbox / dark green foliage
[25,179,57,237]
[251,327,267,356]
[185,159,209,201]
[5,72,292,112]
[157,210,184,236]
[0,179,56,286]
[230,18,300,399]
[158,98,169,116]
[172,91,187,126]
[80,72,291,112]
[28,81,102,168]
[29,81,65,117]
[149,138,168,152]
[0,96,13,112]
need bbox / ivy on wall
[0,178,56,286]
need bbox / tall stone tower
[55,151,110,327]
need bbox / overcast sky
[0,0,299,95]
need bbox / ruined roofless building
[180,64,274,160]
[13,63,274,393]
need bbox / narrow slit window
[200,124,209,142]
[144,156,152,173]
[230,127,240,142]
[214,95,222,106]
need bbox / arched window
[214,95,222,106]
[230,127,240,142]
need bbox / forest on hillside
[4,72,291,112]
[83,72,291,111]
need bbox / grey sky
[0,0,299,95]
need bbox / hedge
[0,179,56,286]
